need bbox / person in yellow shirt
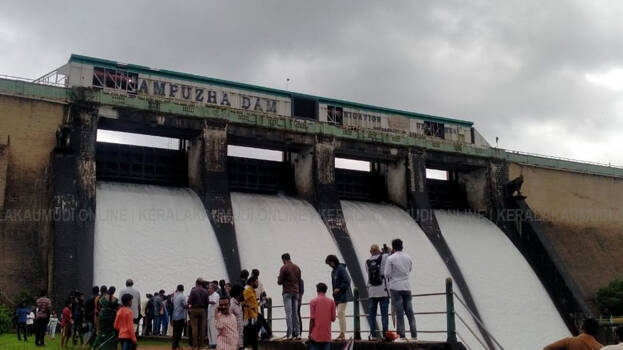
[243,276,259,350]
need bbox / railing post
[354,288,361,340]
[446,278,457,344]
[266,297,273,330]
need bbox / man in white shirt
[119,279,141,335]
[384,238,417,341]
[603,327,623,349]
[207,283,220,348]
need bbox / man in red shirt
[308,283,336,350]
[115,294,138,350]
[60,300,73,349]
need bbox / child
[26,310,35,337]
[48,311,59,339]
[15,302,30,341]
[60,300,73,348]
[115,293,137,350]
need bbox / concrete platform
[138,336,465,349]
[258,339,465,350]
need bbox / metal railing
[32,68,67,87]
[505,149,623,170]
[263,278,504,349]
[0,69,67,87]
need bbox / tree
[596,279,623,316]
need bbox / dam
[2,54,623,348]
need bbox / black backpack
[367,255,384,286]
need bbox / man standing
[277,253,302,340]
[243,276,260,350]
[120,279,141,336]
[325,255,353,341]
[171,284,187,350]
[188,278,210,350]
[251,269,265,304]
[85,286,99,345]
[207,283,220,348]
[15,301,30,341]
[215,297,239,350]
[384,238,417,341]
[152,290,164,336]
[143,293,154,336]
[159,290,170,336]
[366,244,390,340]
[34,289,52,346]
[308,283,336,350]
[240,270,250,286]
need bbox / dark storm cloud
[2,0,622,164]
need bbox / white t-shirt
[255,280,265,300]
[602,343,623,350]
[26,312,35,325]
[207,292,219,317]
[384,251,413,291]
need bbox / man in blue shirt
[15,301,30,341]
[171,284,187,350]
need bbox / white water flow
[436,210,570,350]
[231,192,349,336]
[341,201,481,346]
[94,182,228,298]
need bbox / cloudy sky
[2,1,623,165]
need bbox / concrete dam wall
[509,162,623,310]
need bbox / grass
[0,333,172,350]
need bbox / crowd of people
[11,238,431,349]
[12,237,623,349]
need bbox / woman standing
[93,286,119,350]
[325,255,353,341]
[60,300,73,349]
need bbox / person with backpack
[366,243,390,340]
